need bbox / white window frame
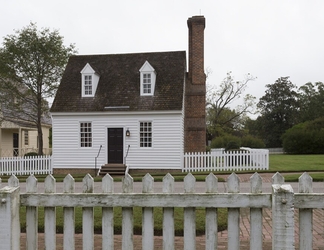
[80,63,100,97]
[80,122,92,148]
[142,73,152,94]
[84,75,93,96]
[139,61,156,96]
[139,121,153,148]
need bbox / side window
[24,130,29,146]
[80,122,92,147]
[140,121,152,147]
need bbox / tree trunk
[37,91,43,155]
[37,121,43,155]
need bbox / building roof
[50,51,186,113]
[0,81,52,127]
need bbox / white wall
[52,112,184,170]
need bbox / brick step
[99,164,126,176]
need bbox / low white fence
[183,148,269,172]
[0,172,321,249]
[0,155,52,175]
[268,147,285,154]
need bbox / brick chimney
[184,16,206,153]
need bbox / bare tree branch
[206,72,257,137]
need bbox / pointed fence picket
[1,172,324,249]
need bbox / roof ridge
[70,50,186,58]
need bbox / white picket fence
[0,172,322,249]
[183,148,269,172]
[0,155,52,175]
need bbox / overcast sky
[1,0,324,114]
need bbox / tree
[257,76,299,147]
[0,22,76,154]
[298,82,324,122]
[206,72,256,139]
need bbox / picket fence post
[102,174,114,250]
[122,174,134,250]
[163,173,175,250]
[227,173,240,250]
[26,175,38,250]
[272,183,295,249]
[142,174,154,250]
[83,174,94,250]
[184,173,196,250]
[205,173,218,249]
[63,174,75,249]
[44,174,56,250]
[250,173,263,250]
[298,172,313,250]
[0,183,20,250]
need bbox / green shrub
[241,135,265,148]
[225,141,240,151]
[282,117,324,154]
[210,136,224,149]
[24,152,38,157]
[210,134,265,150]
[210,134,241,149]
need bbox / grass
[19,206,228,236]
[268,154,324,182]
[269,154,324,172]
[283,173,324,182]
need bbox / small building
[0,109,51,157]
[50,16,206,174]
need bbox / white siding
[52,112,184,170]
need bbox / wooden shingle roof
[50,51,186,112]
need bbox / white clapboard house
[50,16,206,174]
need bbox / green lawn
[268,154,324,182]
[269,154,324,172]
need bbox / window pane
[24,131,29,146]
[84,75,92,95]
[142,73,152,94]
[140,122,152,147]
[80,122,92,147]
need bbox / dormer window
[139,61,156,96]
[84,75,92,95]
[81,63,100,97]
[143,73,152,94]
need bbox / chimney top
[187,16,205,28]
[187,15,205,84]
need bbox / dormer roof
[80,63,100,97]
[139,61,156,96]
[51,51,186,112]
